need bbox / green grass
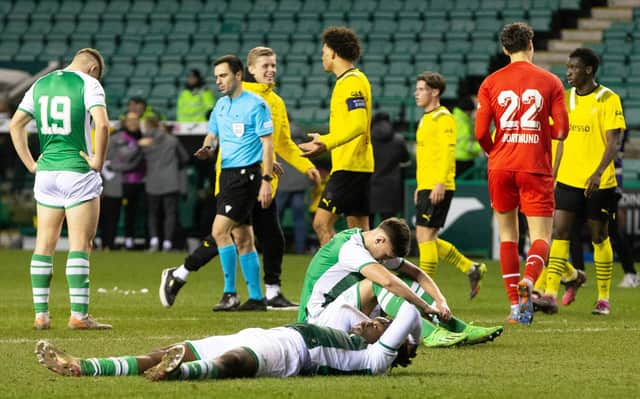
[1,249,639,398]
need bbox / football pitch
[1,249,639,398]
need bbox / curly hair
[500,22,534,54]
[322,26,361,62]
[569,47,600,74]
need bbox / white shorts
[34,170,102,209]
[185,327,309,378]
[307,284,371,332]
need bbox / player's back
[477,61,566,175]
[24,70,103,172]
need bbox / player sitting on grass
[36,302,420,379]
[297,217,503,347]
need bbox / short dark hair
[416,71,446,96]
[500,22,534,54]
[322,26,361,62]
[569,47,600,75]
[128,96,146,106]
[378,217,411,258]
[214,54,244,76]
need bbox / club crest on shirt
[232,123,245,137]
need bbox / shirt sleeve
[604,92,626,132]
[338,238,378,272]
[474,80,495,153]
[207,104,218,136]
[319,75,368,150]
[549,77,569,140]
[84,77,106,110]
[254,100,274,137]
[435,114,456,184]
[17,84,35,117]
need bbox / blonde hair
[246,46,276,67]
[74,48,105,79]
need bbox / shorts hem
[185,341,201,360]
[241,346,259,372]
[36,200,64,209]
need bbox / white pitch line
[1,336,184,344]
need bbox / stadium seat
[197,14,220,35]
[3,14,29,35]
[172,14,198,35]
[418,32,445,55]
[105,0,131,14]
[414,54,440,73]
[300,0,327,13]
[290,107,315,122]
[450,10,476,33]
[220,13,244,33]
[422,13,448,33]
[110,63,136,78]
[362,55,388,78]
[83,0,106,13]
[365,33,393,55]
[150,83,178,99]
[10,0,37,14]
[180,0,204,13]
[278,84,305,106]
[314,108,330,121]
[0,40,20,62]
[401,0,431,13]
[133,62,159,78]
[252,0,278,13]
[350,12,373,36]
[290,35,317,56]
[396,12,424,33]
[285,54,310,76]
[75,15,101,35]
[225,1,253,14]
[245,15,272,33]
[165,35,192,56]
[271,16,297,34]
[295,13,323,34]
[117,37,143,56]
[93,37,117,57]
[15,38,44,62]
[352,0,378,13]
[268,33,292,55]
[322,11,347,27]
[276,0,300,13]
[475,10,502,32]
[326,0,354,13]
[68,37,93,54]
[305,77,331,99]
[371,11,397,33]
[393,33,419,54]
[28,14,52,35]
[40,39,69,62]
[529,9,552,31]
[129,0,154,15]
[148,15,172,34]
[126,83,152,99]
[466,53,490,76]
[100,14,125,35]
[445,32,471,54]
[501,9,526,22]
[298,96,323,109]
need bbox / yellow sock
[436,238,474,273]
[419,240,438,277]
[534,267,548,292]
[593,237,613,301]
[546,240,569,297]
[561,262,578,282]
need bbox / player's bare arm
[259,134,274,208]
[8,110,37,173]
[585,129,622,197]
[397,260,452,321]
[360,263,443,320]
[194,134,218,160]
[80,105,109,171]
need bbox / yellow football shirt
[557,85,626,189]
[319,68,373,173]
[416,106,456,191]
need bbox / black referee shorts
[415,189,454,228]
[555,182,617,222]
[216,163,261,224]
[318,171,372,216]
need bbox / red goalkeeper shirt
[475,61,568,176]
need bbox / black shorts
[216,163,261,224]
[415,189,454,228]
[318,171,371,216]
[555,182,617,221]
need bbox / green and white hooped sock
[80,357,139,376]
[31,254,53,317]
[178,360,219,380]
[66,251,90,318]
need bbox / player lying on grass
[36,302,420,380]
[297,217,503,347]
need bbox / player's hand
[306,167,322,186]
[299,133,327,157]
[417,303,440,319]
[26,160,37,174]
[138,137,153,147]
[79,151,102,171]
[585,172,602,198]
[435,301,452,322]
[429,183,445,204]
[273,161,284,177]
[259,180,273,209]
[194,146,213,160]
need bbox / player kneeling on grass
[36,303,420,380]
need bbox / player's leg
[414,189,439,277]
[160,197,219,308]
[161,193,179,251]
[65,197,111,329]
[610,204,638,287]
[252,199,296,308]
[436,238,487,299]
[312,208,339,246]
[36,340,197,377]
[487,170,522,322]
[587,188,616,315]
[211,214,241,310]
[31,204,65,329]
[233,224,266,309]
[149,348,258,381]
[146,193,161,251]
